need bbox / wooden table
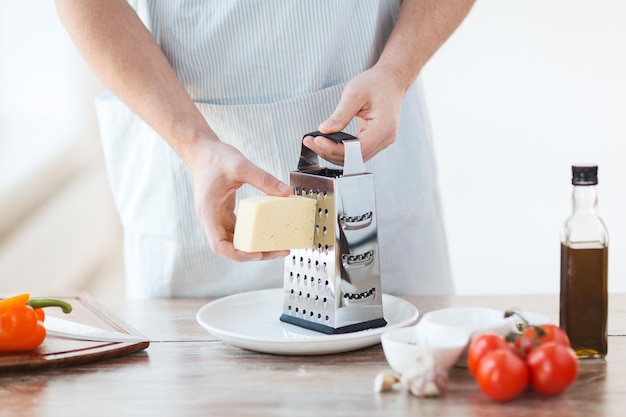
[1,293,625,417]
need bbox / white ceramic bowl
[381,324,470,374]
[420,307,517,340]
[418,307,551,367]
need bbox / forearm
[377,0,476,92]
[54,0,215,164]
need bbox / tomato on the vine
[526,342,578,396]
[474,349,528,402]
[467,316,578,401]
[514,324,570,356]
[468,333,511,376]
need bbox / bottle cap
[572,165,598,185]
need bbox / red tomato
[537,324,570,346]
[515,324,571,356]
[475,349,528,402]
[468,333,511,376]
[526,342,578,396]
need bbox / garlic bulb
[400,348,448,397]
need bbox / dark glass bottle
[560,165,608,358]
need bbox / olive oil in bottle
[560,165,608,359]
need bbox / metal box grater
[279,131,387,334]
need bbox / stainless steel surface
[281,132,385,333]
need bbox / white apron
[95,0,454,298]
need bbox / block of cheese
[233,195,317,252]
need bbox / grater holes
[344,288,376,300]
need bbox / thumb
[246,165,292,197]
[318,93,362,134]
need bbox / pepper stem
[27,298,73,314]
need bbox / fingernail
[278,183,291,194]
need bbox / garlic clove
[400,347,449,398]
[373,372,401,392]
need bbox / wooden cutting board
[0,293,150,373]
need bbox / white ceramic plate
[196,288,419,355]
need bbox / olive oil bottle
[560,165,608,358]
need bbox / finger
[318,89,364,134]
[201,204,287,262]
[358,122,397,162]
[353,126,379,163]
[230,248,289,262]
[207,225,280,262]
[215,239,290,262]
[257,250,291,260]
[302,135,345,166]
[243,163,292,197]
[199,212,252,261]
[214,240,263,262]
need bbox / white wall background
[0,2,123,298]
[0,1,101,194]
[422,0,626,294]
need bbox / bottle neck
[572,185,598,214]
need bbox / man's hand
[188,140,292,262]
[304,65,404,165]
[303,0,475,166]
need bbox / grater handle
[298,131,366,176]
